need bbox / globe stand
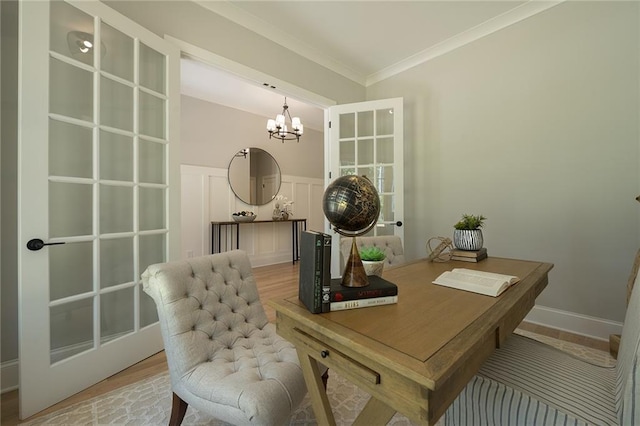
[322,174,381,288]
[341,237,369,288]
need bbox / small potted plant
[453,214,486,251]
[359,246,386,277]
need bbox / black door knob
[26,239,65,251]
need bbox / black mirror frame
[227,147,282,206]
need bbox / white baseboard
[249,252,293,268]
[1,358,18,394]
[524,304,623,342]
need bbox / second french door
[327,98,404,276]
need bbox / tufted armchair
[142,250,307,425]
[340,235,406,267]
[443,253,640,426]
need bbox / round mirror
[228,148,282,206]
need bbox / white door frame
[164,35,338,245]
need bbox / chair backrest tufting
[141,250,269,386]
[615,265,640,424]
[340,235,406,267]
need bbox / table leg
[353,396,397,426]
[212,224,220,254]
[291,221,295,264]
[296,350,336,426]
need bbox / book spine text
[330,296,398,311]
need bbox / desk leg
[353,396,396,426]
[296,350,336,426]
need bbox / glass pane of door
[101,23,133,81]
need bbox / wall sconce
[67,31,107,57]
[235,148,250,159]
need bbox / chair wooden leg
[169,392,188,426]
[321,369,329,390]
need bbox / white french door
[18,0,180,418]
[327,98,404,276]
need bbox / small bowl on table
[232,214,256,222]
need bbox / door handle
[395,221,403,227]
[26,238,65,251]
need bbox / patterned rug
[21,330,614,425]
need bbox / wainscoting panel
[181,165,324,267]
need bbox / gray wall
[368,1,640,322]
[181,95,324,178]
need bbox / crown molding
[195,0,366,86]
[196,0,564,89]
[366,0,565,86]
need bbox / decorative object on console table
[453,214,486,251]
[359,246,386,277]
[451,247,487,262]
[322,175,381,287]
[272,195,293,221]
[231,211,256,222]
[299,230,331,313]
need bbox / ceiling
[181,1,560,132]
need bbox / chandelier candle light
[267,97,303,142]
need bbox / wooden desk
[211,218,307,264]
[270,257,553,425]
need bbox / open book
[432,268,520,297]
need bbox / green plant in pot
[453,214,486,251]
[359,246,386,277]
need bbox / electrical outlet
[186,250,194,258]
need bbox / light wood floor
[0,261,608,425]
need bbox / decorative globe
[322,175,380,236]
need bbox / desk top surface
[272,256,553,387]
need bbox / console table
[211,218,307,264]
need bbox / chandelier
[266,97,303,143]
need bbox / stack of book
[299,230,398,313]
[451,247,487,263]
[330,275,398,311]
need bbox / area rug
[21,330,614,425]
